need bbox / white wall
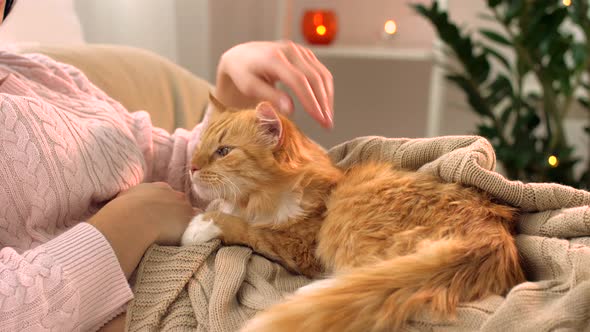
[74,0,178,62]
[208,0,278,81]
[0,0,85,44]
[176,0,211,80]
[74,0,276,82]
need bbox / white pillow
[0,0,85,44]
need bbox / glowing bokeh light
[384,20,398,35]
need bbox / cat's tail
[240,237,524,332]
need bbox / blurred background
[0,0,487,145]
[1,0,588,187]
[79,0,484,148]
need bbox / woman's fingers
[235,73,294,115]
[270,57,328,127]
[295,44,334,118]
[287,43,333,126]
[215,41,335,128]
[271,44,333,128]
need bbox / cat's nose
[191,165,201,173]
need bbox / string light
[548,155,559,168]
[384,20,398,36]
[563,0,572,6]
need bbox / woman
[0,2,334,329]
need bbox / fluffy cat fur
[182,94,525,331]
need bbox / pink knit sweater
[0,51,202,331]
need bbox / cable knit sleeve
[120,110,194,190]
[0,53,144,331]
[25,52,210,195]
[122,105,213,197]
[0,223,133,331]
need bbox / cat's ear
[209,92,227,112]
[256,102,283,148]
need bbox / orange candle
[301,10,338,45]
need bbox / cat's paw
[181,214,222,246]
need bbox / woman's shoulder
[0,49,93,95]
[0,50,59,74]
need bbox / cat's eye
[215,146,233,157]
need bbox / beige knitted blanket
[126,135,590,332]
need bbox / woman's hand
[112,182,195,245]
[97,313,126,332]
[89,182,195,279]
[215,41,334,128]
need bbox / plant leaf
[487,0,502,8]
[486,74,514,105]
[483,46,512,70]
[480,29,512,46]
[446,74,492,117]
[504,0,524,24]
[477,124,498,139]
[499,105,513,124]
[578,97,590,110]
[572,43,587,71]
[477,12,497,22]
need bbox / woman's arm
[98,313,126,332]
[0,223,133,332]
[0,182,194,332]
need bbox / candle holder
[301,9,338,45]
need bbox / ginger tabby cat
[181,94,525,331]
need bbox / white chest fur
[274,192,304,224]
[206,191,304,225]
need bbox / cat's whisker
[217,173,239,192]
[220,179,228,201]
[221,179,237,204]
[214,183,223,201]
[217,173,242,202]
[223,177,242,196]
[206,175,227,201]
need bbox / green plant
[414,0,590,188]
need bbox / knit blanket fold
[126,135,590,332]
